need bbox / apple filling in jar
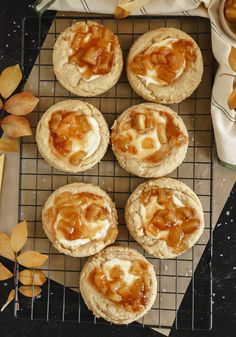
[89,258,151,312]
[129,38,197,86]
[44,191,116,248]
[111,109,188,164]
[139,188,200,252]
[69,23,118,81]
[48,110,100,166]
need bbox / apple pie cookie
[111,103,188,178]
[36,100,109,173]
[125,178,204,259]
[53,21,123,96]
[80,246,157,324]
[42,183,118,257]
[127,27,203,104]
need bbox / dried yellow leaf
[115,0,151,18]
[1,289,15,312]
[4,92,39,115]
[17,251,48,268]
[0,137,19,152]
[1,115,32,138]
[0,262,13,281]
[115,6,129,18]
[10,220,28,253]
[228,47,236,72]
[0,64,22,99]
[19,269,47,286]
[228,88,236,109]
[0,98,3,109]
[0,154,4,194]
[19,285,42,298]
[0,232,15,261]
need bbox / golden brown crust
[127,27,203,104]
[80,246,157,324]
[42,183,118,257]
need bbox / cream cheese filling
[55,214,111,249]
[103,258,138,285]
[70,115,101,160]
[137,37,186,86]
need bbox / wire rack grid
[15,14,214,331]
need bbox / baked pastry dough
[42,183,118,257]
[111,103,188,178]
[125,178,204,259]
[36,99,109,173]
[53,21,123,96]
[80,246,157,324]
[127,27,203,104]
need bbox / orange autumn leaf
[19,285,42,298]
[1,115,32,138]
[17,251,48,268]
[0,137,19,152]
[0,232,15,261]
[0,98,3,109]
[0,262,13,281]
[10,220,28,253]
[19,269,47,286]
[4,92,39,116]
[0,64,22,99]
[1,289,15,312]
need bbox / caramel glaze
[89,259,150,312]
[140,188,200,253]
[111,109,188,164]
[129,39,197,85]
[69,24,118,80]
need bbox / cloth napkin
[34,0,236,170]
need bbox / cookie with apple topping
[111,103,188,178]
[42,183,118,257]
[127,27,203,104]
[80,246,157,324]
[53,21,123,96]
[36,99,109,173]
[125,178,204,259]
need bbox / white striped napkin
[34,0,236,169]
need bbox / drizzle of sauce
[111,109,188,164]
[69,23,118,80]
[129,38,197,85]
[89,259,149,312]
[140,188,200,252]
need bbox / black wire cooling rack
[15,14,214,331]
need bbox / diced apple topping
[139,187,200,250]
[49,111,92,162]
[47,191,111,242]
[111,109,188,164]
[129,38,196,85]
[69,23,117,79]
[89,259,149,312]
